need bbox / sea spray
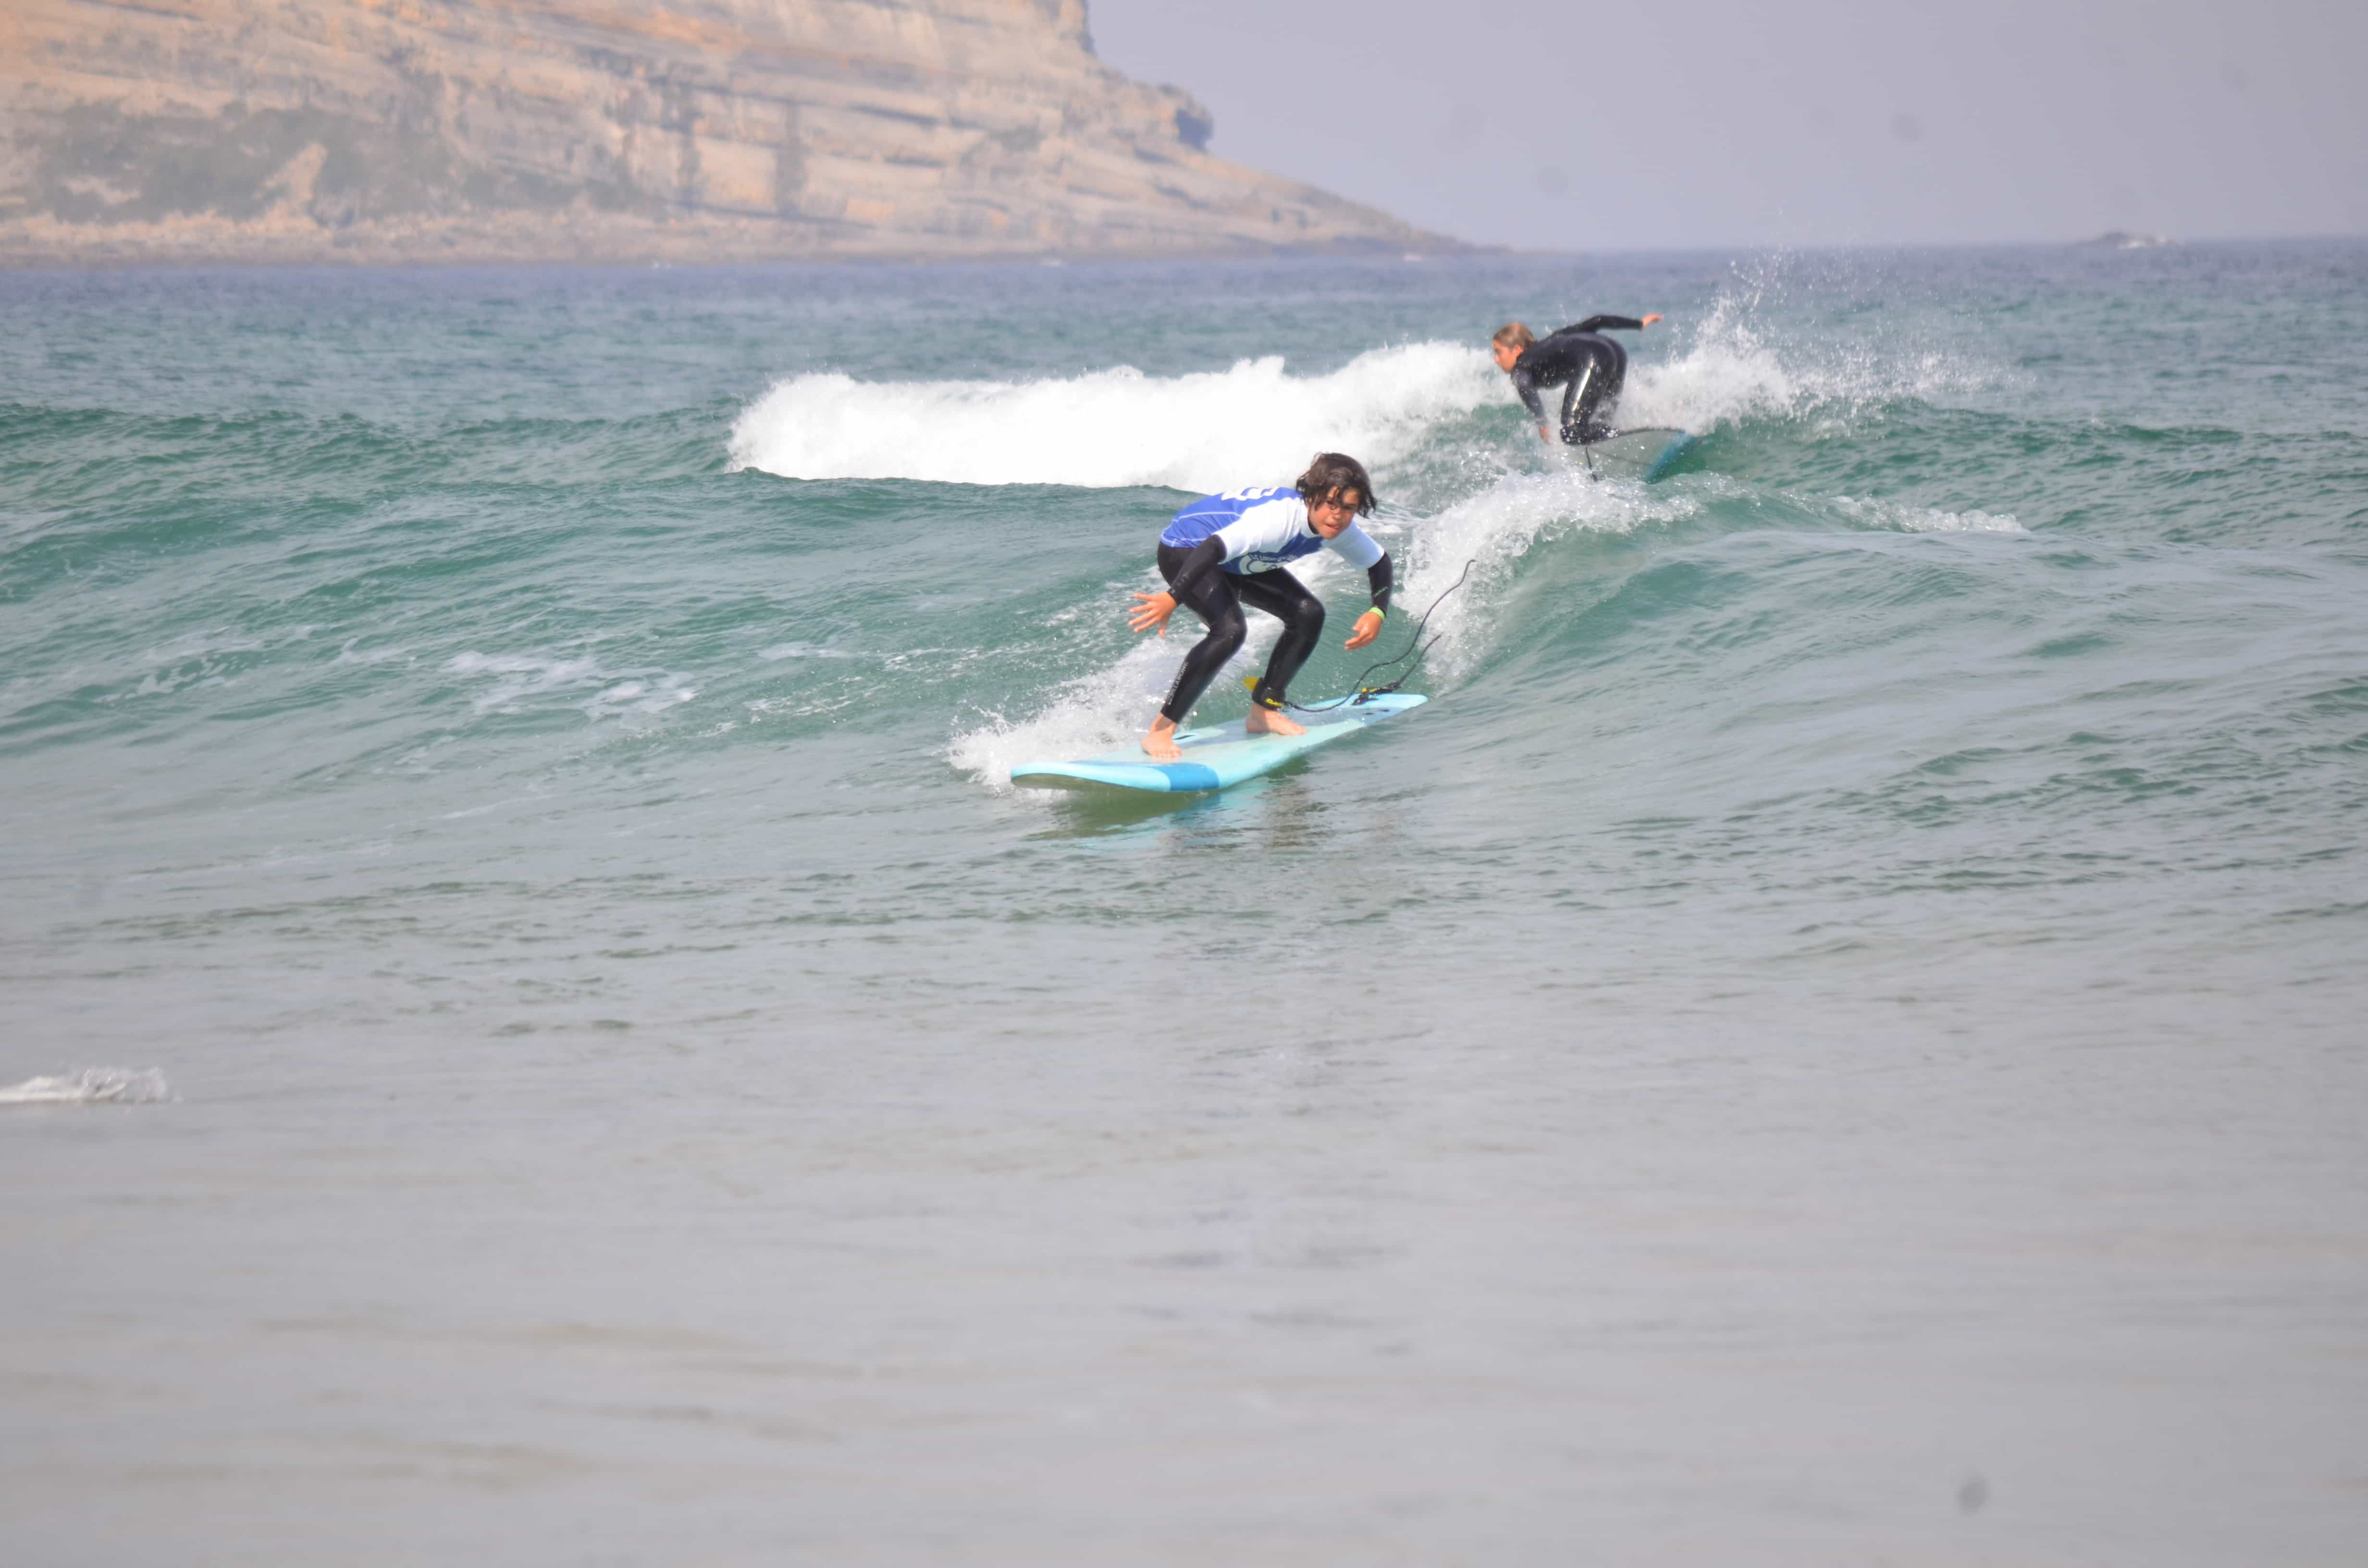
[1621,283,2010,436]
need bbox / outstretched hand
[1642,313,1663,327]
[1344,609,1383,651]
[1129,589,1177,637]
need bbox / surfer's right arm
[1164,535,1227,601]
[1128,536,1226,637]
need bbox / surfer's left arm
[1333,529,1392,650]
[1568,314,1663,332]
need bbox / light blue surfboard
[1580,426,1697,481]
[1011,692,1428,794]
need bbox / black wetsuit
[1508,315,1648,444]
[1155,539,1394,723]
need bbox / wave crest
[727,343,1499,490]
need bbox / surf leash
[1279,559,1475,712]
[1572,362,1600,477]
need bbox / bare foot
[1141,717,1183,760]
[1244,708,1305,738]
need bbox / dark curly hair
[1294,452,1377,517]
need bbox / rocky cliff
[0,0,1444,266]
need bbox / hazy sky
[1089,0,2368,250]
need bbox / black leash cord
[1285,559,1475,712]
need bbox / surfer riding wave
[1128,453,1394,761]
[1493,313,1662,445]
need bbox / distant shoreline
[0,213,1471,274]
[12,232,2360,276]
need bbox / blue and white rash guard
[1159,487,1386,576]
[1157,487,1394,617]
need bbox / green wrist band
[1364,606,1385,619]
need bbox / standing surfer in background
[1127,453,1394,761]
[1493,313,1662,445]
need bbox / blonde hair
[1492,322,1535,351]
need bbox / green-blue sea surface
[3,245,2364,1562]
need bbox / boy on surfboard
[1127,453,1394,761]
[1492,313,1662,445]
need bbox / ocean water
[3,244,2365,1563]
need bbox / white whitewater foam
[1832,496,2026,534]
[946,615,1268,791]
[1620,289,2003,435]
[728,343,1499,491]
[1619,299,1802,434]
[1392,468,1702,679]
[0,1068,172,1105]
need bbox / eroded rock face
[0,0,1443,265]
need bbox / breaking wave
[728,343,1498,490]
